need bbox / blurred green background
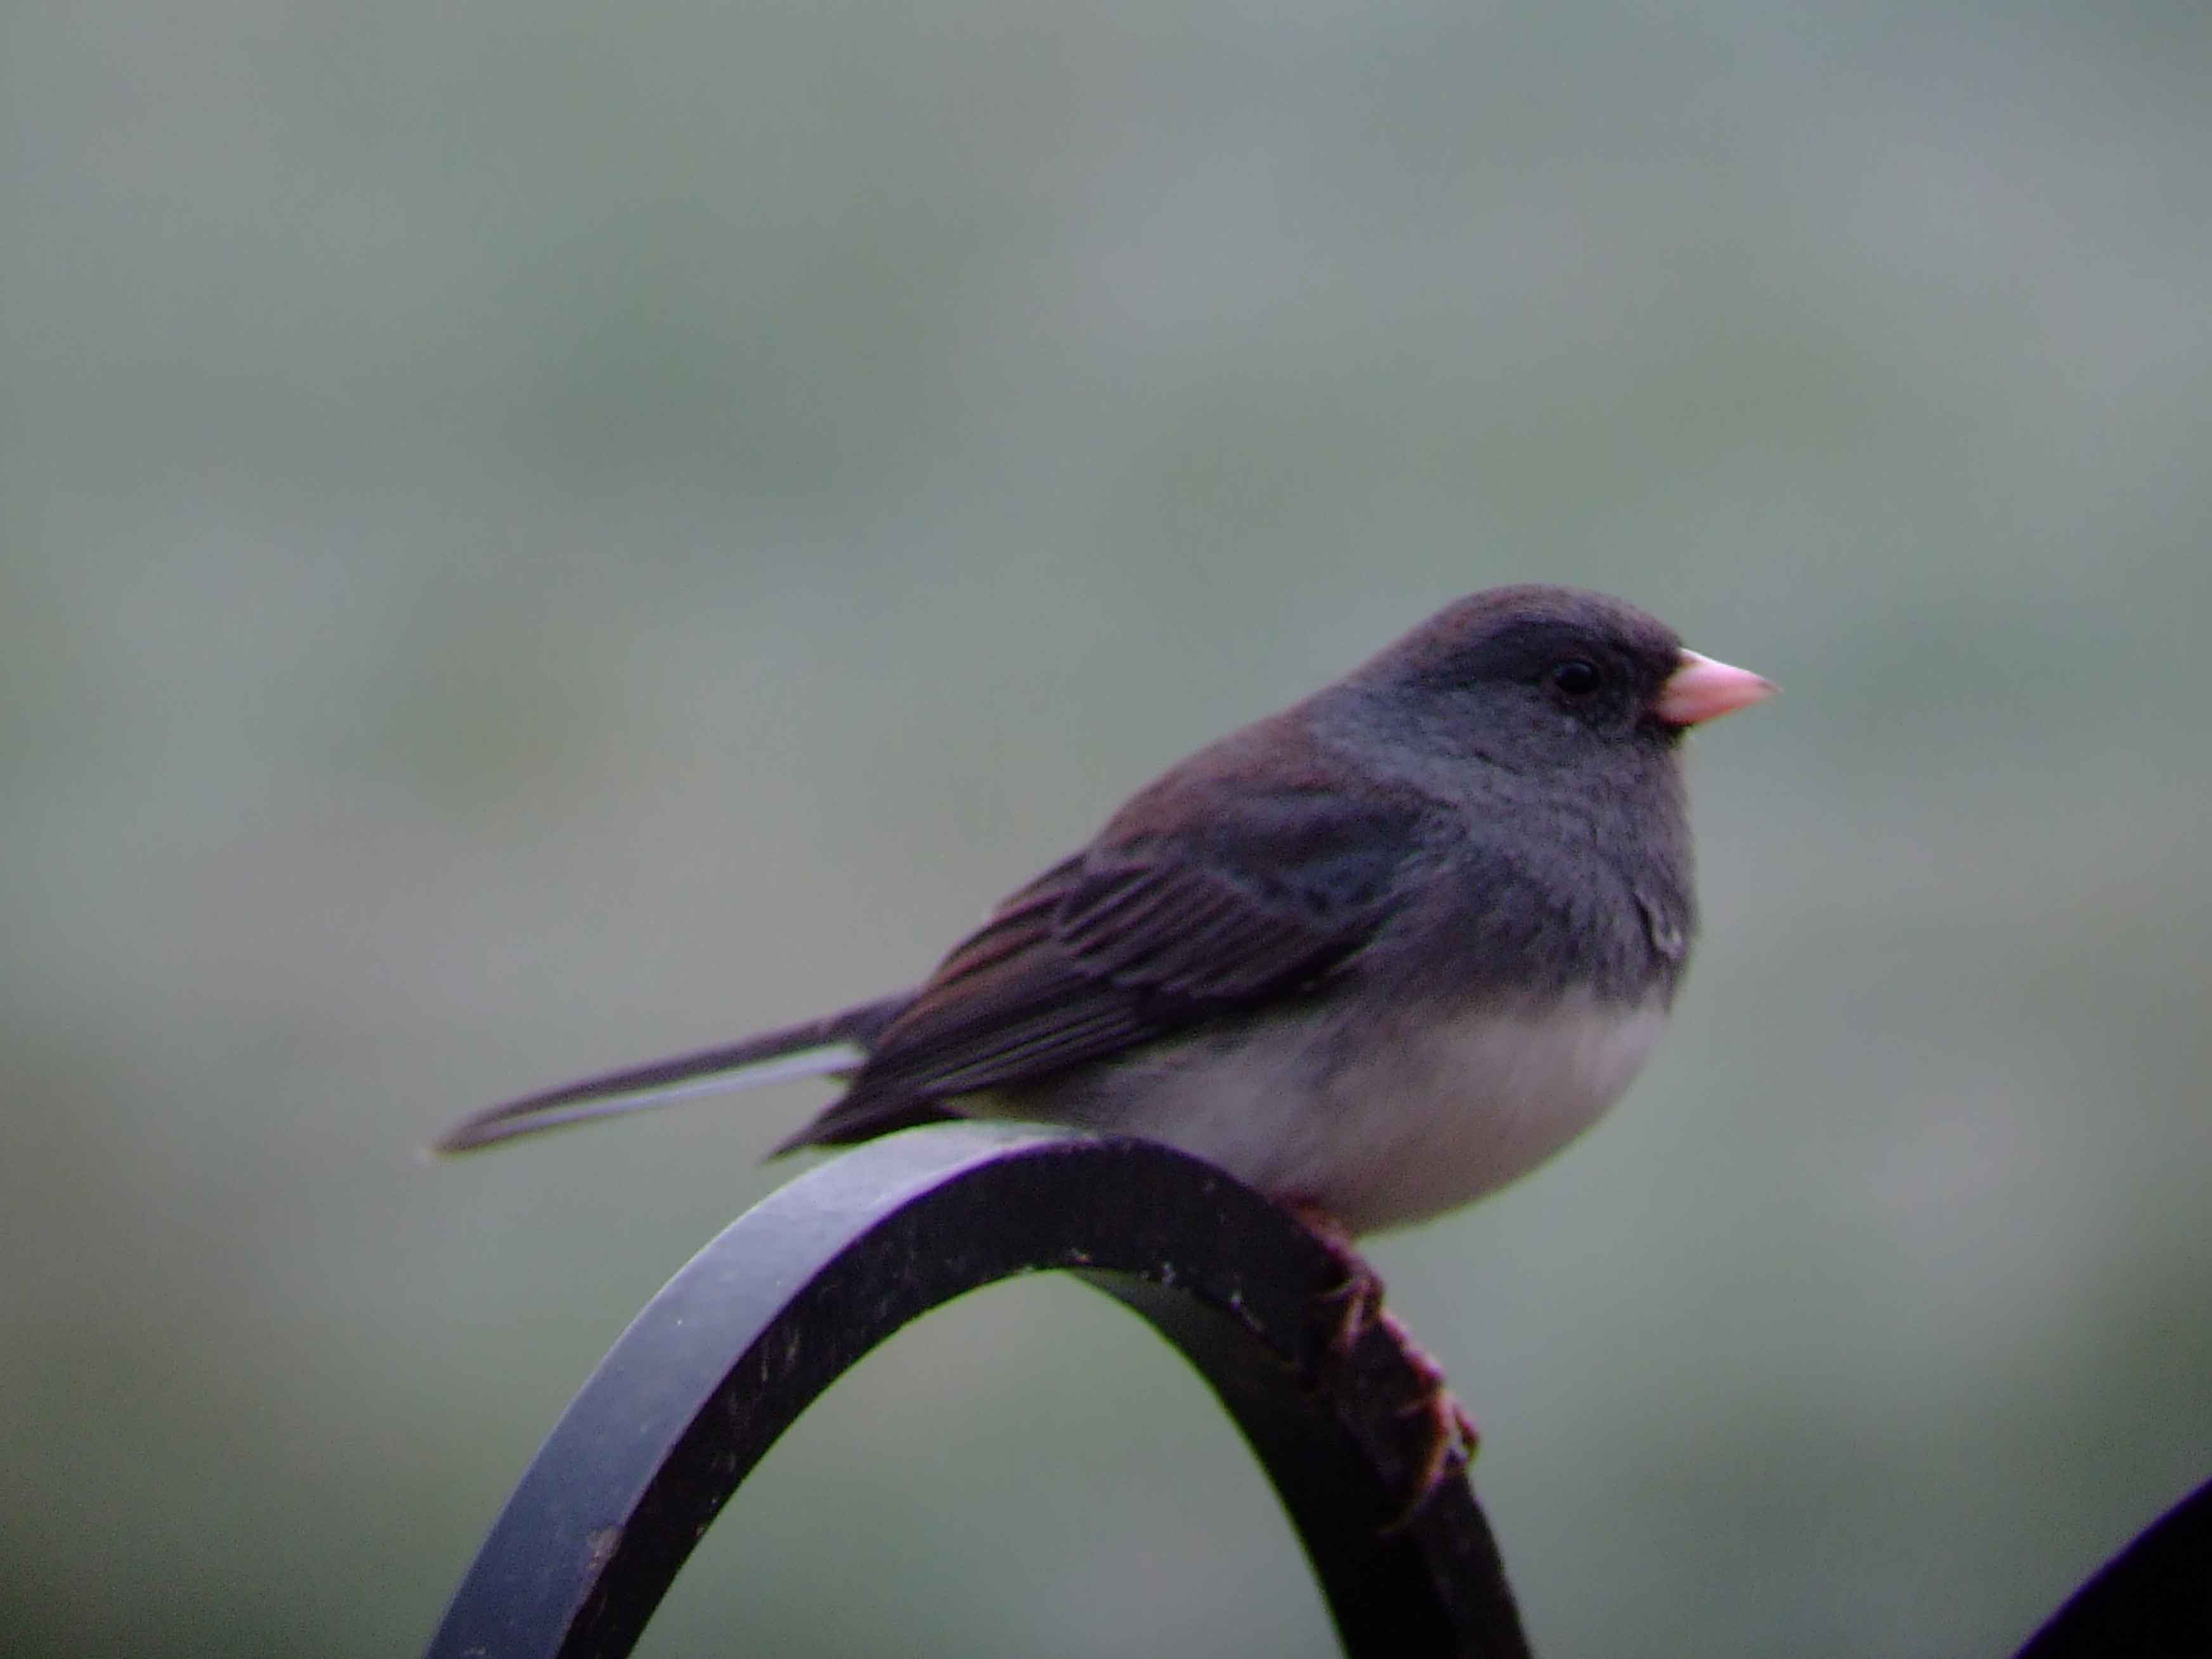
[4,3,2208,1655]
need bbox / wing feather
[786,793,1429,1147]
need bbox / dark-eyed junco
[441,584,1769,1226]
[439,583,1771,1502]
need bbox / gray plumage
[438,585,1767,1234]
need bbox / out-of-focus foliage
[3,4,2207,1655]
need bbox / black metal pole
[424,1124,1532,1659]
[2011,1474,2212,1659]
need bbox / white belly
[1000,992,1667,1233]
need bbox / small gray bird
[439,585,1770,1243]
[439,584,1771,1504]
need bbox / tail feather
[433,994,912,1154]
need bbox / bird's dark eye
[1551,659,1602,698]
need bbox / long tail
[433,994,913,1154]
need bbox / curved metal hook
[2013,1474,2212,1658]
[425,1124,1532,1658]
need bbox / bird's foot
[1289,1202,1387,1355]
[1287,1202,1480,1529]
[1378,1306,1480,1530]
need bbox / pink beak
[1654,649,1776,727]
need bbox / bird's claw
[1290,1202,1480,1530]
[1313,1261,1388,1356]
[1383,1386,1480,1531]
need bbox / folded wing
[784,791,1426,1148]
